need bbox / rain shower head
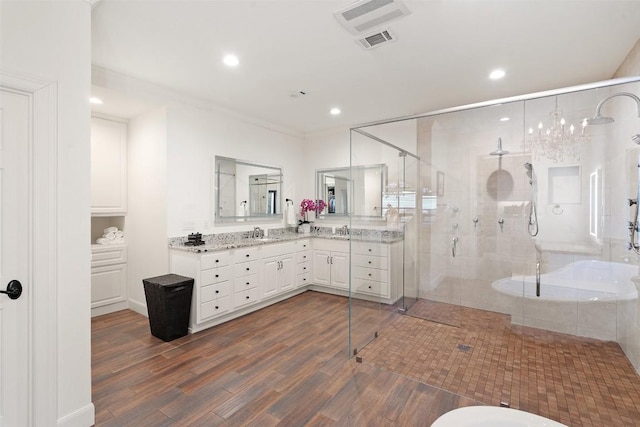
[586,92,640,125]
[585,114,615,125]
[490,137,509,156]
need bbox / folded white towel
[96,237,109,245]
[103,232,116,240]
[104,226,118,234]
[114,230,124,238]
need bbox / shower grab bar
[536,262,541,297]
[452,237,459,258]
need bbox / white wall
[166,103,305,236]
[126,107,169,315]
[1,1,94,426]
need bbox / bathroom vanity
[169,233,402,333]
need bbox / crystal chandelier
[528,97,589,162]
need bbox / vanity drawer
[353,278,389,298]
[297,261,311,275]
[295,240,311,250]
[353,266,388,282]
[201,252,231,269]
[201,266,231,285]
[234,247,258,263]
[352,254,386,269]
[298,272,311,287]
[201,281,232,303]
[91,245,127,267]
[352,242,387,257]
[233,274,258,292]
[201,296,231,319]
[234,260,258,277]
[296,250,311,264]
[234,287,259,309]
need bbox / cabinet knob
[246,281,250,285]
[303,256,306,259]
[246,254,250,257]
[368,273,372,277]
[215,290,219,294]
[246,295,250,299]
[215,274,219,278]
[368,249,372,252]
[246,267,250,271]
[368,261,372,264]
[303,267,306,270]
[216,259,219,263]
[368,285,372,289]
[215,306,219,309]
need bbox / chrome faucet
[252,227,263,238]
[341,225,349,236]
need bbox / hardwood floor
[92,291,479,426]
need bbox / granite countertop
[169,228,403,253]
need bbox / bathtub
[491,260,638,302]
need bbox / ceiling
[91,0,640,134]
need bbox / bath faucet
[252,227,263,238]
[341,225,349,236]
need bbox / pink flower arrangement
[299,198,327,218]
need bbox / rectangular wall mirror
[215,156,283,222]
[316,164,387,218]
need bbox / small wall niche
[548,166,580,204]
[91,216,125,244]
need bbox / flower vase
[305,211,315,222]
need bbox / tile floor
[358,299,640,426]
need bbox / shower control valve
[629,198,638,206]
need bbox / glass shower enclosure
[348,76,640,420]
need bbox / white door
[278,255,295,293]
[312,250,331,287]
[262,257,279,298]
[331,252,350,290]
[0,88,30,425]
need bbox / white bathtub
[491,260,638,302]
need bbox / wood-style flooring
[92,291,479,426]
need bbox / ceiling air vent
[334,0,411,35]
[358,29,396,50]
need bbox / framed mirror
[214,156,283,222]
[316,164,387,218]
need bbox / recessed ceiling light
[489,69,506,80]
[499,117,510,122]
[330,107,341,116]
[223,54,239,67]
[90,97,103,105]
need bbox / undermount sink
[254,237,278,242]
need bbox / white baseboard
[128,298,148,317]
[57,403,95,427]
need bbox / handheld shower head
[524,162,533,171]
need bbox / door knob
[1,280,22,300]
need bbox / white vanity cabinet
[351,240,402,303]
[90,116,127,215]
[260,242,296,298]
[312,239,349,290]
[295,239,312,287]
[90,244,128,317]
[170,241,309,333]
[233,247,260,309]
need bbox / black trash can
[142,274,194,342]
